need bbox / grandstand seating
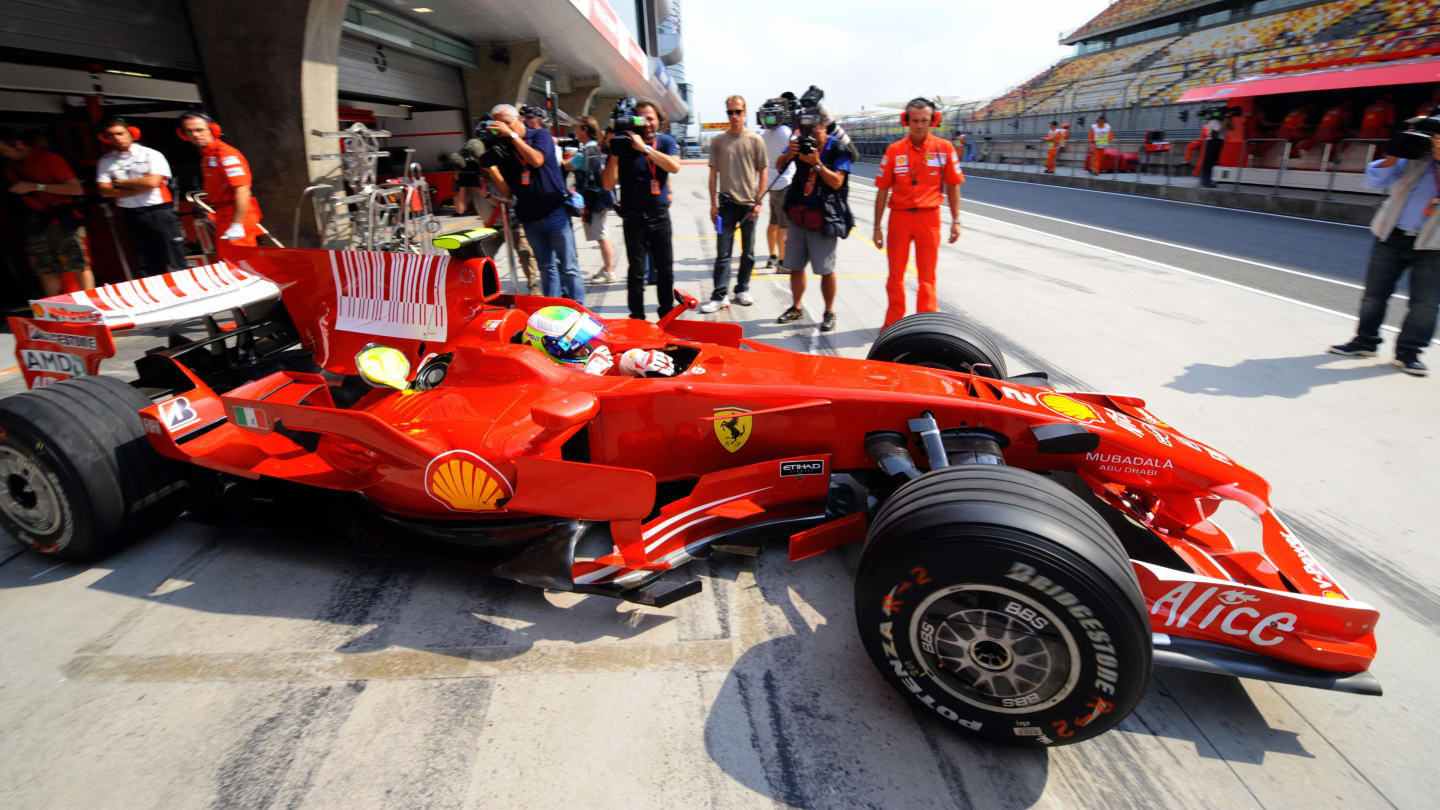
[977,0,1440,121]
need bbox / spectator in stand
[487,103,583,301]
[761,108,795,270]
[178,111,264,246]
[569,115,617,284]
[700,95,768,313]
[873,98,964,328]
[602,97,681,321]
[1087,114,1113,174]
[1044,121,1065,173]
[1358,94,1397,141]
[775,101,854,332]
[1327,121,1440,377]
[94,117,187,276]
[0,128,92,295]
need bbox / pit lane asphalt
[1,165,1435,809]
[847,164,1408,335]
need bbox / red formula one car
[0,236,1380,746]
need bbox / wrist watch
[510,133,520,140]
[35,183,46,192]
[644,145,654,156]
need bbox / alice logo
[425,450,513,511]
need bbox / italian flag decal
[232,405,269,431]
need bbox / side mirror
[656,288,697,330]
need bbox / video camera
[1199,105,1243,121]
[1388,115,1440,160]
[608,98,648,155]
[757,92,800,130]
[794,85,825,155]
[471,118,513,168]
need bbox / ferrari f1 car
[0,237,1380,746]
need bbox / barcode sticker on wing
[329,251,448,341]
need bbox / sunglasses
[726,109,745,116]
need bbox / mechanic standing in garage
[873,97,964,328]
[1328,118,1440,377]
[178,112,265,246]
[95,117,187,275]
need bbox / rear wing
[7,262,280,389]
[217,240,502,375]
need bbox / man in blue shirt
[1328,122,1440,376]
[487,104,583,301]
[602,98,682,321]
[773,104,854,332]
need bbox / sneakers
[1394,355,1429,376]
[591,269,616,283]
[731,291,754,307]
[1327,340,1377,357]
[764,255,776,269]
[820,311,837,332]
[698,298,728,314]
[776,306,803,324]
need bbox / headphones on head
[175,111,222,140]
[97,118,141,146]
[901,97,942,128]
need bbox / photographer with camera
[601,98,682,321]
[1327,116,1440,376]
[484,104,583,301]
[0,128,92,295]
[699,94,768,313]
[774,90,855,332]
[759,94,798,270]
[873,97,964,328]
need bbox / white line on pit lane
[849,177,1394,298]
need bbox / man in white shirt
[761,110,795,270]
[95,117,186,275]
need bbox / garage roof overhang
[1177,56,1440,102]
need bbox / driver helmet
[522,305,610,373]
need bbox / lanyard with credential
[648,155,661,196]
[908,135,928,186]
[1425,161,1440,217]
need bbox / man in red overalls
[178,112,264,246]
[1357,94,1397,141]
[873,97,964,328]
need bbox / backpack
[577,143,613,211]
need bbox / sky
[683,0,1112,127]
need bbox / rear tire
[0,377,186,559]
[866,313,1007,377]
[854,465,1150,746]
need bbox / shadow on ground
[1165,353,1398,398]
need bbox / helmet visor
[542,313,608,364]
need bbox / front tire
[854,465,1150,746]
[866,312,1007,377]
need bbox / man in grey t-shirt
[700,95,769,312]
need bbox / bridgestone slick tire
[855,465,1151,746]
[866,312,1008,377]
[0,377,185,559]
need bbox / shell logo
[424,450,513,512]
[1039,393,1102,423]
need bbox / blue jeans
[1354,232,1439,356]
[712,199,756,299]
[523,207,585,302]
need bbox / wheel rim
[909,583,1081,714]
[0,446,64,537]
